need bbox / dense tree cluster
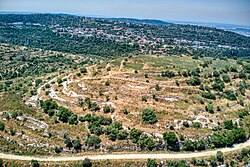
[40,99,76,124]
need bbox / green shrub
[192,122,201,129]
[80,67,87,73]
[155,84,160,91]
[205,103,214,113]
[226,93,237,101]
[163,132,178,149]
[183,121,189,127]
[85,135,101,149]
[238,109,249,118]
[30,160,39,167]
[213,71,220,77]
[161,70,175,78]
[187,77,201,86]
[68,114,78,125]
[141,96,147,102]
[202,92,216,100]
[142,108,157,124]
[0,122,4,131]
[103,105,114,113]
[57,78,63,84]
[222,75,230,83]
[146,159,157,167]
[54,146,62,153]
[130,128,142,143]
[224,120,234,130]
[82,158,92,167]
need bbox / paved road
[0,139,249,162]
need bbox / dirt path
[0,139,249,161]
[119,60,124,72]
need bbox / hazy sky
[1,0,250,26]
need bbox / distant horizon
[0,0,250,26]
[1,11,250,28]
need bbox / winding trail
[0,139,250,161]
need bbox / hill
[105,18,172,26]
[0,14,249,58]
[0,42,250,155]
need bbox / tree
[144,137,155,151]
[105,81,110,86]
[226,93,237,101]
[85,98,92,108]
[141,96,147,102]
[117,130,128,140]
[142,108,157,124]
[202,92,216,100]
[146,159,157,167]
[130,128,142,143]
[238,109,249,118]
[106,66,111,72]
[82,158,92,167]
[212,82,224,92]
[90,102,100,112]
[40,99,58,113]
[57,107,73,123]
[187,76,201,86]
[35,79,42,86]
[183,140,195,151]
[239,72,247,79]
[167,160,188,167]
[80,67,87,73]
[57,78,63,84]
[89,124,103,135]
[48,110,55,117]
[0,122,4,131]
[209,156,217,167]
[0,159,3,167]
[183,121,189,128]
[30,160,39,167]
[195,140,206,151]
[161,71,175,78]
[138,135,155,151]
[103,105,114,113]
[155,84,160,91]
[85,135,101,149]
[224,120,234,130]
[222,75,230,83]
[243,64,250,73]
[205,103,214,113]
[108,128,119,141]
[72,138,82,151]
[122,108,129,115]
[163,132,178,149]
[68,114,78,125]
[64,137,73,149]
[175,80,180,86]
[216,151,224,163]
[54,146,62,153]
[213,71,220,77]
[192,122,201,129]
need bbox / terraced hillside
[36,54,250,141]
[0,45,250,166]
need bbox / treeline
[0,14,250,58]
[0,24,139,58]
